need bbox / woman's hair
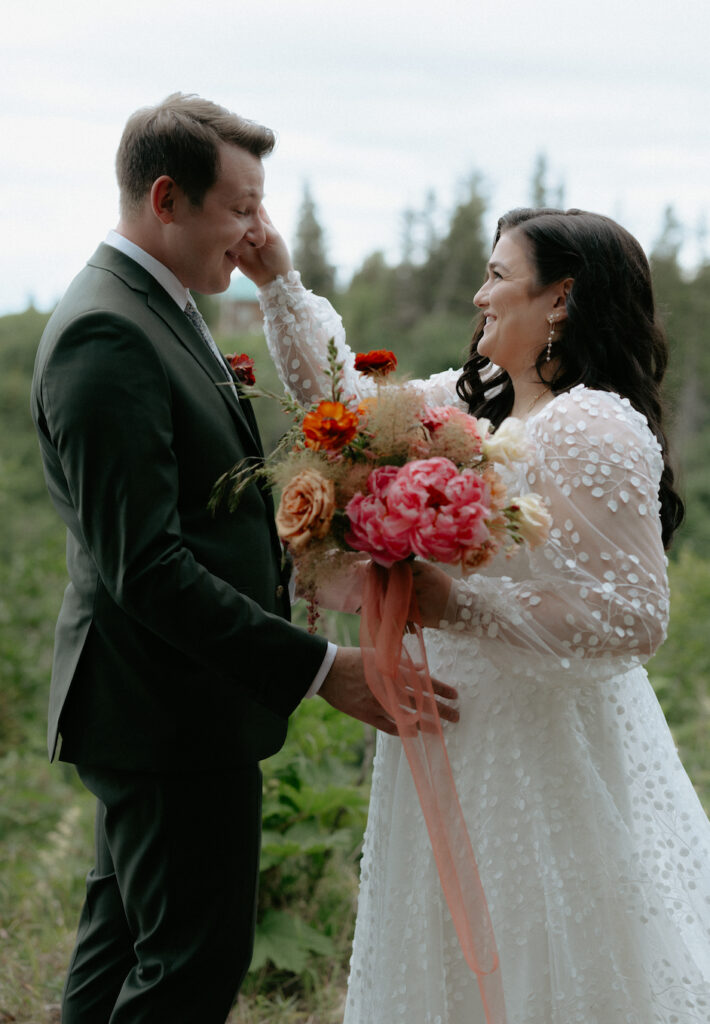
[456,207,684,548]
[116,92,276,217]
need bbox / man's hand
[234,207,293,287]
[319,647,459,735]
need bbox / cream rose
[510,493,552,548]
[276,469,336,553]
[482,417,530,466]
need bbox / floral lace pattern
[260,274,710,1022]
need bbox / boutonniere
[226,353,256,387]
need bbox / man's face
[168,142,266,294]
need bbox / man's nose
[245,215,266,248]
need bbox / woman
[243,208,710,1022]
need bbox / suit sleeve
[38,310,327,718]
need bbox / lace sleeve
[258,271,462,407]
[445,386,669,676]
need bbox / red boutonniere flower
[227,353,256,387]
[354,349,397,378]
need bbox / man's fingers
[432,679,458,701]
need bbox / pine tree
[292,183,336,301]
[530,153,565,210]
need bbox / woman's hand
[235,207,293,287]
[411,561,454,628]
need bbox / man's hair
[115,92,276,216]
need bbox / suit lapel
[89,244,263,458]
[149,288,264,457]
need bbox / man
[30,93,450,1023]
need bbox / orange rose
[275,469,336,552]
[354,350,397,377]
[302,401,360,451]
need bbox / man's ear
[551,277,574,323]
[150,176,179,224]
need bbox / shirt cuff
[304,642,337,699]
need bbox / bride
[238,207,710,1023]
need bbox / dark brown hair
[116,92,275,216]
[457,207,684,548]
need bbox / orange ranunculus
[302,401,360,451]
[354,350,397,377]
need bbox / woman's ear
[551,277,574,322]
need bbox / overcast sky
[2,0,709,315]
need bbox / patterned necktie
[184,300,237,395]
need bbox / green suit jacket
[31,244,327,770]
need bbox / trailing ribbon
[360,561,507,1024]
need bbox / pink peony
[346,457,495,567]
[367,464,401,500]
[420,405,484,445]
[345,491,412,567]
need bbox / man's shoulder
[40,245,176,356]
[52,245,151,320]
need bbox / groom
[30,93,403,1023]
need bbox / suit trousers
[62,762,262,1024]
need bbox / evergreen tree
[422,173,489,317]
[530,153,565,209]
[651,207,710,555]
[292,183,336,301]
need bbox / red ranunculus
[354,349,397,377]
[227,354,256,386]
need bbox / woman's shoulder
[531,385,663,470]
[537,384,653,433]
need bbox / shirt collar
[104,229,193,310]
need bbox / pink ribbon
[360,561,507,1023]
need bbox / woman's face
[473,229,565,380]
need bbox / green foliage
[247,659,370,987]
[251,910,335,974]
[647,549,710,805]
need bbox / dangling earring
[546,316,555,361]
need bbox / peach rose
[276,469,336,553]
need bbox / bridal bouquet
[212,340,550,617]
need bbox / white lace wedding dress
[259,272,710,1023]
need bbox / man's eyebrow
[231,187,263,201]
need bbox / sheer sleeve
[444,386,669,680]
[258,270,462,407]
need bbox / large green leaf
[250,909,335,973]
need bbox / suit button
[275,584,285,599]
